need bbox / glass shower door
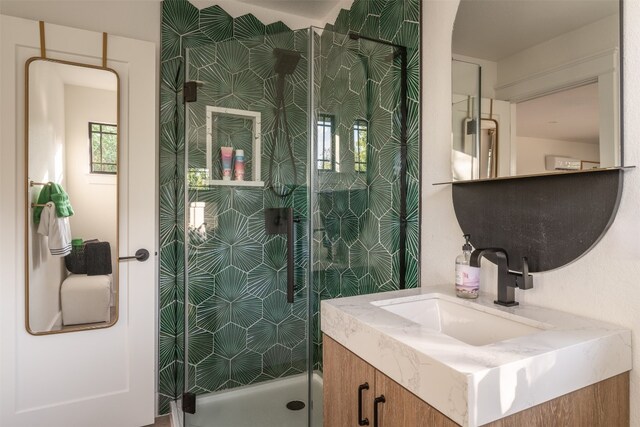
[310,27,411,373]
[179,24,410,427]
[182,29,313,427]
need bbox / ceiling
[516,83,599,144]
[453,0,618,61]
[236,0,342,19]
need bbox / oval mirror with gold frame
[25,57,120,335]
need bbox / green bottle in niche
[455,234,480,299]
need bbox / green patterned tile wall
[159,0,310,413]
[311,0,421,372]
[183,28,311,398]
[159,0,420,415]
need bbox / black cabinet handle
[358,383,370,426]
[373,395,386,427]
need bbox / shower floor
[173,373,323,427]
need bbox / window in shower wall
[317,114,335,171]
[353,119,368,173]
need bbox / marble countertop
[320,286,632,426]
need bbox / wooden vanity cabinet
[374,369,458,427]
[323,335,629,427]
[323,335,456,427]
[323,334,376,426]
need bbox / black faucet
[470,248,533,307]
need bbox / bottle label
[234,156,245,181]
[455,265,480,293]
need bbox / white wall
[516,136,600,176]
[28,60,67,332]
[421,0,463,282]
[64,84,118,271]
[422,1,640,425]
[0,0,162,46]
[497,14,619,89]
[0,0,340,46]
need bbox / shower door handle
[286,208,294,303]
[264,207,296,303]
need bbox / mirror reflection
[26,59,119,334]
[452,0,620,181]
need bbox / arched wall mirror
[25,58,119,334]
[451,0,621,181]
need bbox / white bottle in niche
[455,234,480,299]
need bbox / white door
[0,16,157,427]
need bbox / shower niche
[203,106,263,187]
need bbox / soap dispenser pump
[455,234,480,299]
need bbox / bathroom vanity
[321,287,631,426]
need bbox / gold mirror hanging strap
[102,32,108,68]
[39,21,46,58]
[38,22,109,68]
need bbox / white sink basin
[372,295,544,346]
[322,287,632,426]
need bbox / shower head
[273,48,301,75]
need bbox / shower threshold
[171,372,323,427]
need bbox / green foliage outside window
[188,168,209,188]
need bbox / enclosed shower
[177,26,412,427]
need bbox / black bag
[86,241,112,275]
[64,239,100,274]
[65,245,87,274]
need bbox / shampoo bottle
[234,149,245,181]
[455,234,480,299]
[221,147,233,181]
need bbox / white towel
[37,202,72,256]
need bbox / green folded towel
[33,182,74,224]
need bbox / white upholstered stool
[61,274,111,326]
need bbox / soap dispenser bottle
[455,234,480,299]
